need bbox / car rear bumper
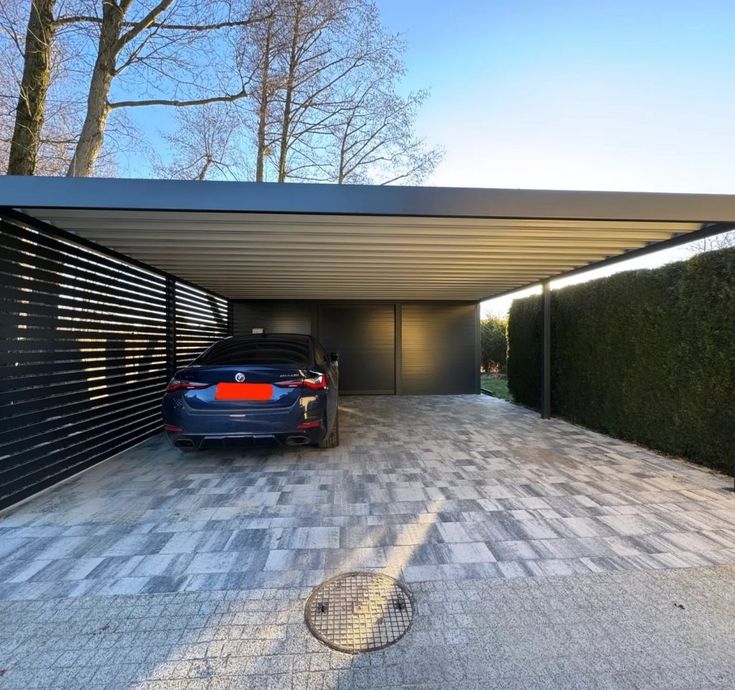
[162,386,335,450]
[165,427,326,450]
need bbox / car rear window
[196,337,312,366]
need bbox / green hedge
[480,316,508,372]
[507,248,735,473]
[506,295,542,405]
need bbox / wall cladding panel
[232,301,313,337]
[319,304,395,394]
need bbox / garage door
[318,304,395,394]
[400,303,477,394]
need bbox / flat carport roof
[1,176,734,300]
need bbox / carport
[1,176,734,511]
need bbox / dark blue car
[162,334,339,451]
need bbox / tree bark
[337,109,356,184]
[337,132,346,183]
[255,21,273,182]
[277,0,302,183]
[7,0,57,175]
[197,156,213,180]
[66,1,129,176]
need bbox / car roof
[223,333,312,343]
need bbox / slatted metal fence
[0,213,229,510]
[174,282,229,370]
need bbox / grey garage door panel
[319,304,395,394]
[232,301,313,336]
[401,303,477,395]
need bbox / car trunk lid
[175,365,307,410]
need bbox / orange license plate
[215,383,273,401]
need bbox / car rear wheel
[318,410,339,449]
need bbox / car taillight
[302,372,327,390]
[166,378,210,393]
[273,372,327,391]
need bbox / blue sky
[376,0,735,193]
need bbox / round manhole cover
[305,572,414,653]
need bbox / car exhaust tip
[286,436,311,446]
[174,439,195,449]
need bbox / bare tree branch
[109,89,248,109]
[55,14,270,31]
[688,231,735,254]
[116,0,175,49]
[152,102,246,181]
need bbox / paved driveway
[1,395,734,688]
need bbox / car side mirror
[329,351,339,362]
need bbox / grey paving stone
[1,396,734,687]
[441,541,496,564]
[186,552,240,575]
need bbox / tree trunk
[7,0,57,175]
[277,0,302,183]
[337,113,354,184]
[197,156,213,180]
[255,21,273,182]
[67,1,126,177]
[337,134,346,183]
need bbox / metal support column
[474,302,482,394]
[394,303,402,395]
[227,300,234,337]
[165,276,177,380]
[541,281,551,419]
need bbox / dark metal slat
[0,244,167,304]
[0,353,167,376]
[0,359,168,393]
[1,219,166,290]
[0,422,162,507]
[0,406,161,478]
[0,382,165,433]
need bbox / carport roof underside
[2,177,734,301]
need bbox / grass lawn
[480,376,512,401]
